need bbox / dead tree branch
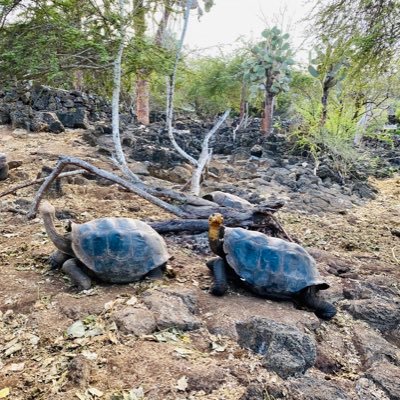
[190,109,230,195]
[27,156,188,219]
[0,170,85,198]
[26,156,290,240]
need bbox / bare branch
[190,110,230,195]
[0,170,85,198]
[27,156,188,219]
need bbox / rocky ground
[0,124,400,400]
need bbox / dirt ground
[0,126,399,399]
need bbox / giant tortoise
[40,201,170,290]
[207,213,336,320]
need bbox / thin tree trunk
[261,94,274,135]
[190,110,229,195]
[136,71,150,125]
[239,83,247,120]
[354,102,373,146]
[111,0,141,183]
[320,84,329,126]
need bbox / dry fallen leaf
[67,321,86,338]
[0,388,10,398]
[88,387,104,397]
[176,376,188,392]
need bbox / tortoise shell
[223,227,329,298]
[71,218,169,283]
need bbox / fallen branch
[27,156,290,240]
[27,156,188,219]
[0,169,85,198]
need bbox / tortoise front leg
[62,259,92,291]
[209,258,228,296]
[296,286,337,320]
[49,250,71,270]
[146,264,165,280]
[206,257,220,271]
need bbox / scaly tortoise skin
[40,201,170,290]
[207,213,336,320]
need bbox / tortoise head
[39,201,56,217]
[208,213,225,256]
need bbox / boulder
[0,153,9,180]
[236,318,316,378]
[344,298,400,333]
[31,111,65,133]
[57,108,90,129]
[283,377,350,400]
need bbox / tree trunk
[320,84,329,126]
[239,83,247,120]
[136,71,150,125]
[261,94,274,135]
[354,102,373,146]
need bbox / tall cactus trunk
[261,93,274,135]
[136,71,150,125]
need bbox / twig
[392,248,399,264]
[269,213,294,242]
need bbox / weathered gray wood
[26,156,291,240]
[27,156,188,219]
[0,169,85,198]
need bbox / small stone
[113,306,157,336]
[143,289,201,331]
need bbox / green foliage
[166,54,243,116]
[0,0,114,87]
[242,26,294,98]
[311,0,400,72]
[288,69,371,178]
[308,39,349,85]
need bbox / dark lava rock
[236,318,316,378]
[68,355,90,387]
[365,361,400,400]
[239,383,269,400]
[352,324,400,369]
[351,181,378,199]
[31,111,65,133]
[282,377,350,400]
[0,153,9,181]
[344,298,400,333]
[57,108,90,129]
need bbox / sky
[183,0,314,62]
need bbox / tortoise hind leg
[209,258,228,296]
[297,286,337,320]
[62,259,92,291]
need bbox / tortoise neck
[42,211,74,256]
[209,222,225,257]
